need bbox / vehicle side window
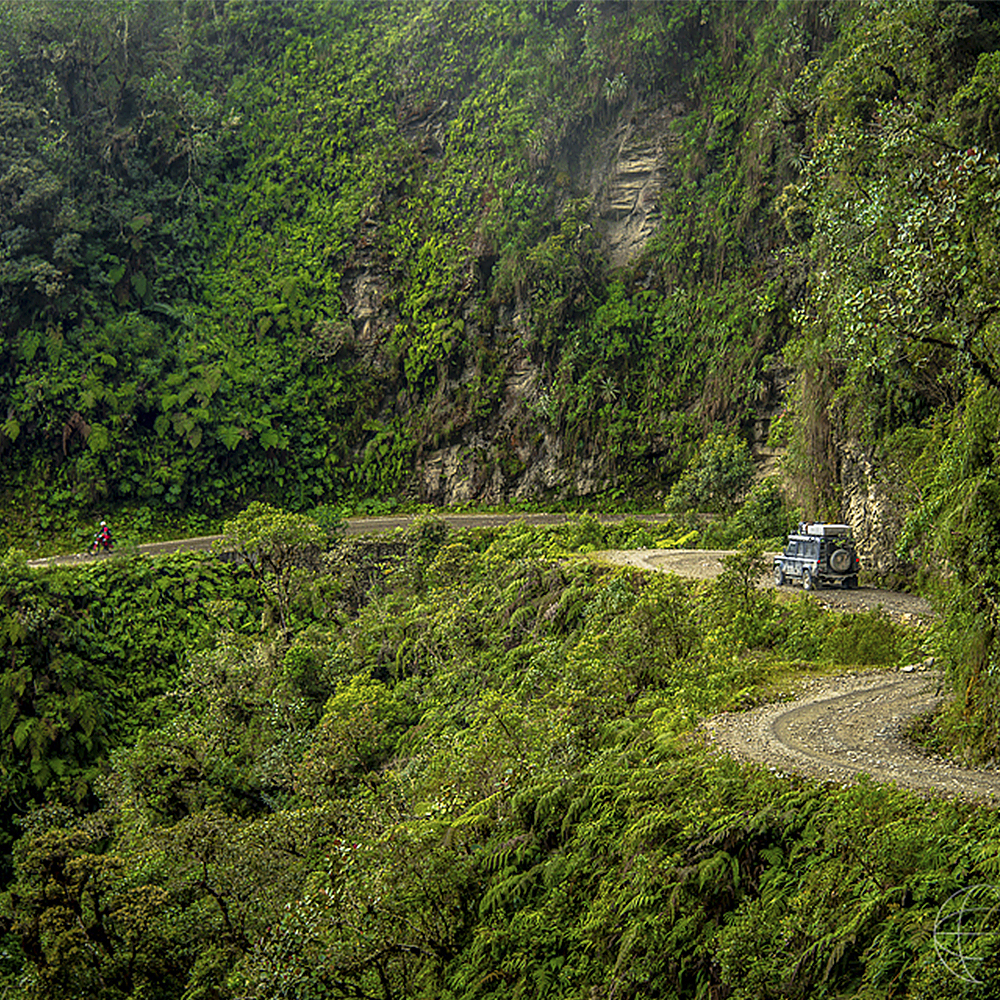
[785,541,797,556]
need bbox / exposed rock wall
[334,97,693,506]
[839,442,912,581]
[413,328,615,506]
[579,100,685,269]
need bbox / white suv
[774,523,860,591]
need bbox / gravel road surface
[33,527,980,800]
[592,548,933,624]
[593,548,1000,800]
[28,513,674,568]
[699,670,1000,802]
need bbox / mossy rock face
[2,0,809,525]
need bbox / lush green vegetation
[0,0,804,544]
[0,547,261,879]
[9,513,992,1000]
[7,0,1000,994]
[780,0,1000,761]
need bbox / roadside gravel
[591,548,1000,802]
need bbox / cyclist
[91,520,114,554]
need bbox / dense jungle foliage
[0,0,826,536]
[5,512,993,1000]
[7,0,1000,995]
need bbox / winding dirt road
[27,512,673,568]
[597,548,1000,801]
[592,547,934,624]
[32,523,986,800]
[699,670,1000,802]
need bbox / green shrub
[666,432,756,515]
[820,609,900,666]
[729,477,791,543]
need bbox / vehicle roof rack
[798,522,851,537]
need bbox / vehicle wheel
[774,566,785,587]
[830,548,852,573]
[803,569,817,591]
[844,575,858,590]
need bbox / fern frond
[623,808,674,851]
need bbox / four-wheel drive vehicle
[774,523,860,591]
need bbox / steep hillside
[6,0,1000,752]
[13,6,1000,991]
[0,0,814,520]
[2,516,989,1000]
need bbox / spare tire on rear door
[830,548,852,573]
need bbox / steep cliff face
[581,100,685,269]
[839,443,912,583]
[411,303,613,506]
[2,1,844,525]
[318,0,789,513]
[336,96,695,506]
